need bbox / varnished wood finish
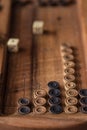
[0,44,7,84]
[0,0,11,116]
[0,44,7,115]
[0,0,87,129]
[0,0,11,39]
[0,45,4,75]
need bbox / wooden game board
[0,0,87,129]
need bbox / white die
[7,38,19,53]
[33,21,44,34]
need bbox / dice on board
[33,21,44,34]
[7,38,20,53]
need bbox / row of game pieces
[13,0,32,6]
[33,89,47,114]
[39,0,75,6]
[47,82,87,114]
[17,88,87,115]
[17,83,62,115]
[60,43,87,114]
[60,43,78,114]
[47,81,63,114]
[79,89,87,114]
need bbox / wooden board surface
[0,0,11,118]
[0,45,4,75]
[0,0,87,129]
[0,0,11,40]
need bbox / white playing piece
[33,21,44,34]
[7,38,19,53]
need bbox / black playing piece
[49,97,61,105]
[48,89,61,97]
[49,0,59,6]
[60,0,75,6]
[80,97,87,106]
[48,81,60,89]
[18,98,30,105]
[79,89,87,97]
[18,106,31,115]
[80,106,87,114]
[50,105,63,114]
[39,0,48,6]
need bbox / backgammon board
[0,0,87,129]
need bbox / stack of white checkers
[7,38,19,53]
[33,21,44,34]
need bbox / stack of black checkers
[38,0,75,6]
[60,43,78,114]
[49,0,60,6]
[38,0,48,6]
[59,0,75,6]
[18,98,31,115]
[13,0,32,6]
[48,81,63,114]
[33,89,47,114]
[79,89,87,114]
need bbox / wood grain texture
[0,0,11,116]
[0,44,7,115]
[0,0,11,39]
[0,0,87,129]
[0,45,4,75]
